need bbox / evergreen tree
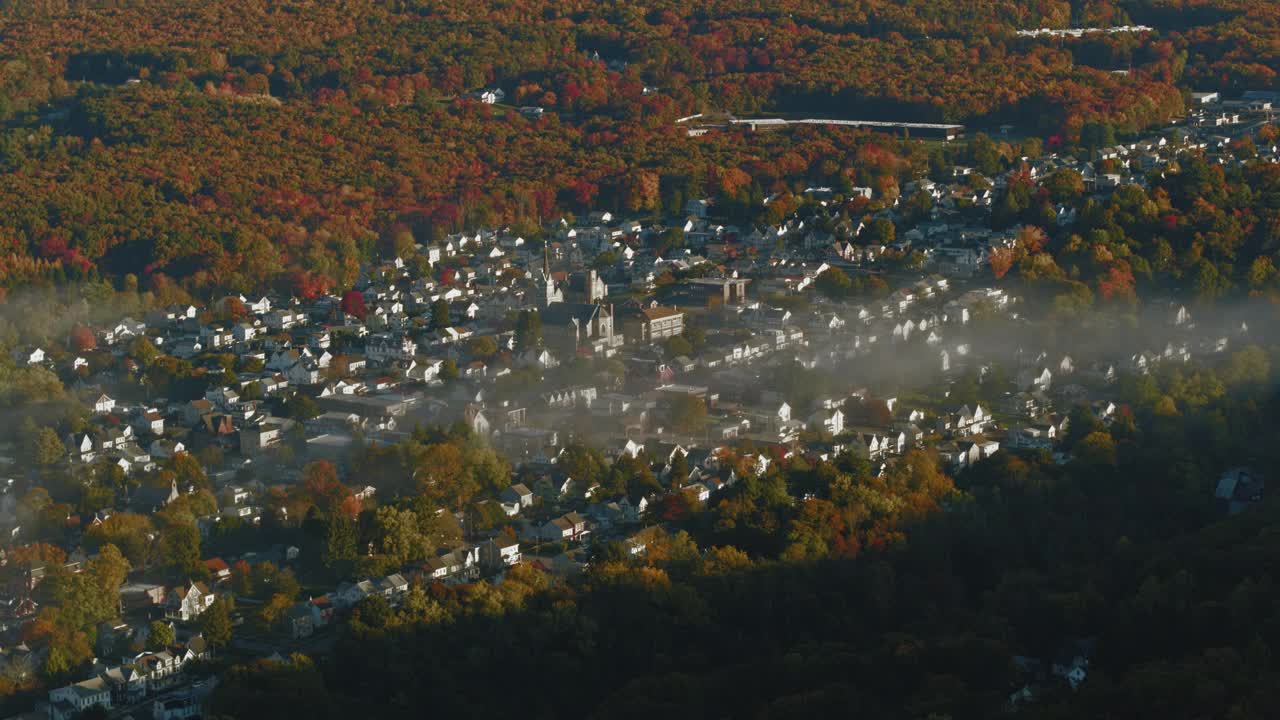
[431,299,451,328]
[34,427,64,467]
[201,597,233,649]
[323,514,357,571]
[514,310,542,353]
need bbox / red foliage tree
[571,180,599,209]
[989,247,1016,280]
[69,326,97,352]
[220,297,248,322]
[1098,263,1136,301]
[338,495,363,520]
[340,290,367,319]
[290,271,330,301]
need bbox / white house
[807,407,844,435]
[48,677,112,720]
[1016,367,1052,392]
[165,581,215,621]
[947,404,993,436]
[366,334,417,363]
[406,357,444,383]
[538,512,589,542]
[13,347,45,366]
[481,538,521,569]
[500,483,534,509]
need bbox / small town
[0,91,1276,720]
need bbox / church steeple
[543,242,562,306]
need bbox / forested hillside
[0,0,1275,298]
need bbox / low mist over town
[0,2,1277,719]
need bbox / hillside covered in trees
[0,0,1276,298]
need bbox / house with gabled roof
[500,483,534,510]
[539,512,589,542]
[48,676,112,720]
[165,580,215,622]
[93,394,116,414]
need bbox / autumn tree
[256,593,293,632]
[340,290,367,319]
[68,326,96,352]
[168,452,208,490]
[231,560,253,597]
[84,513,155,565]
[1045,168,1084,201]
[989,247,1015,279]
[300,460,348,514]
[623,170,660,213]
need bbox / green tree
[286,393,321,420]
[968,132,1002,174]
[87,544,130,600]
[201,596,233,649]
[158,522,202,575]
[1191,260,1231,300]
[814,267,853,299]
[593,250,619,270]
[275,568,301,601]
[85,512,155,563]
[241,380,264,401]
[1080,121,1117,157]
[1074,431,1117,467]
[514,310,542,353]
[374,506,427,566]
[439,358,459,382]
[148,620,175,650]
[664,334,693,359]
[656,227,685,256]
[128,336,159,366]
[668,395,708,435]
[1063,404,1106,449]
[865,217,896,246]
[251,562,281,599]
[465,336,499,359]
[256,593,293,632]
[18,416,40,462]
[431,300,451,328]
[323,514,358,571]
[1221,346,1270,387]
[1246,256,1277,289]
[668,451,690,488]
[33,427,64,466]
